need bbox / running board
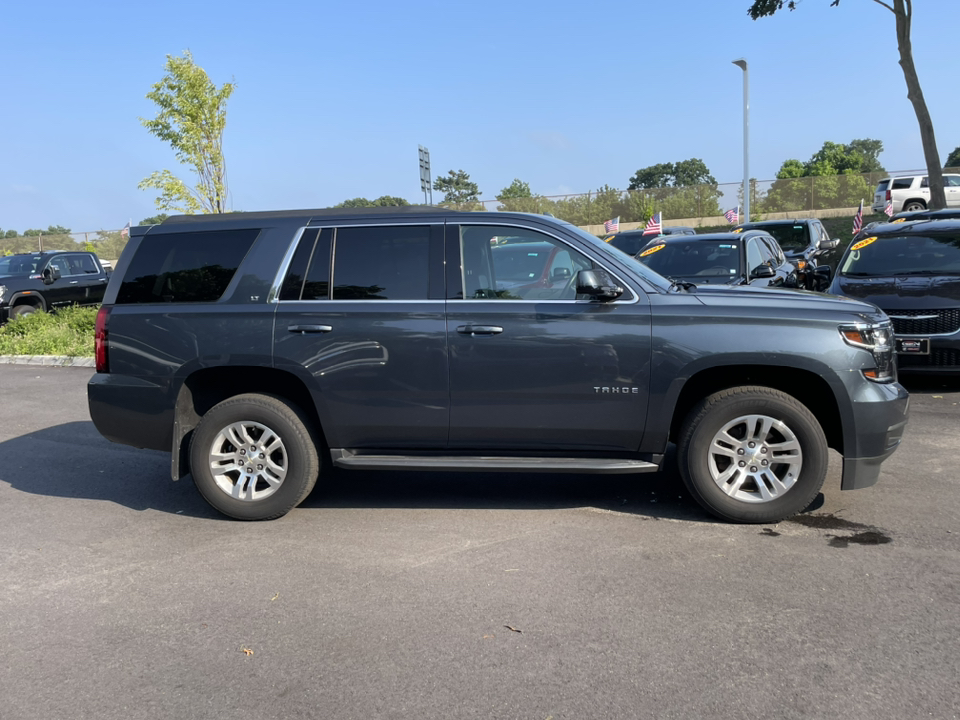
[330,449,659,474]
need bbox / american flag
[724,206,739,225]
[852,200,863,235]
[603,216,620,233]
[641,212,662,236]
[120,221,131,238]
[884,200,894,218]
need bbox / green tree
[497,179,532,200]
[434,169,481,208]
[4,230,18,238]
[139,50,235,214]
[333,196,410,208]
[748,1,946,209]
[627,159,721,218]
[140,214,169,225]
[760,139,880,212]
[945,147,960,169]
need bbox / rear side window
[115,229,259,304]
[330,226,431,300]
[876,180,890,192]
[891,178,913,190]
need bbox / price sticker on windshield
[639,243,666,257]
[851,236,877,251]
[891,218,907,223]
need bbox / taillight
[885,189,891,201]
[95,305,110,373]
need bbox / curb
[0,355,95,367]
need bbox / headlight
[839,321,896,383]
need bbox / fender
[8,291,47,312]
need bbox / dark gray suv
[88,207,909,523]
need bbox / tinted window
[639,239,741,281]
[279,228,333,301]
[841,234,960,275]
[876,180,890,192]
[892,178,914,190]
[73,254,99,274]
[115,229,258,304]
[331,226,430,300]
[0,255,42,275]
[946,176,960,187]
[745,224,807,251]
[461,226,594,300]
[607,232,651,256]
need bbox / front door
[445,223,652,453]
[273,224,449,450]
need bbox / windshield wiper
[841,272,882,277]
[894,270,953,276]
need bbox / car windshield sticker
[718,244,737,248]
[639,243,666,257]
[851,237,877,251]
[891,218,907,223]
[732,228,744,233]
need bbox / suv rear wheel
[677,386,827,523]
[903,200,927,212]
[189,393,320,520]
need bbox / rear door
[273,223,449,450]
[445,222,652,452]
[946,176,960,208]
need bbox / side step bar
[330,449,660,474]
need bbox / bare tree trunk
[893,0,945,209]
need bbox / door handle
[456,325,504,336]
[287,324,333,334]
[70,280,79,284]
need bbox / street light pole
[732,58,749,224]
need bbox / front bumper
[840,381,909,490]
[896,331,960,373]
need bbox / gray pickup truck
[87,208,909,523]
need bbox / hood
[690,282,882,321]
[832,274,960,310]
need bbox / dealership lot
[1,365,958,720]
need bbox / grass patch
[0,305,97,357]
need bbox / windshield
[745,224,808,251]
[841,234,960,276]
[0,255,42,276]
[638,240,741,280]
[606,232,654,256]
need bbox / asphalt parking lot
[1,364,958,720]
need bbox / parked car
[734,218,838,290]
[0,250,110,322]
[889,207,960,223]
[872,173,960,214]
[88,207,908,524]
[635,230,799,288]
[489,240,580,299]
[827,218,960,373]
[604,226,696,257]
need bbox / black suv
[88,208,909,524]
[827,218,960,373]
[734,219,838,290]
[0,251,110,322]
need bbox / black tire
[189,393,320,520]
[677,386,827,524]
[11,304,37,319]
[903,201,926,212]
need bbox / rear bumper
[87,372,174,451]
[840,381,909,490]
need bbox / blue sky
[3,0,959,233]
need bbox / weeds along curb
[0,355,95,367]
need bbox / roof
[856,218,960,237]
[737,218,816,227]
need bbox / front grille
[898,349,960,368]
[889,308,960,336]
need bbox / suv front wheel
[677,386,827,523]
[189,393,320,520]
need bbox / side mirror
[552,267,572,280]
[42,266,61,285]
[819,237,839,250]
[750,264,776,279]
[576,270,623,301]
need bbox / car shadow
[2,421,731,523]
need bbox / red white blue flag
[642,212,662,236]
[724,207,739,225]
[852,200,863,235]
[604,216,620,233]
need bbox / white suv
[872,173,960,213]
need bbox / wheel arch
[902,197,927,210]
[172,365,326,480]
[9,292,47,312]
[664,364,844,454]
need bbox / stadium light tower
[732,58,749,223]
